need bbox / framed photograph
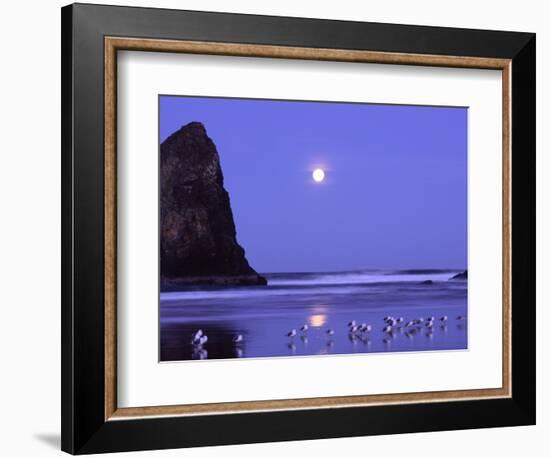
[61,3,536,454]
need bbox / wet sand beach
[160,270,467,361]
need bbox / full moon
[312,168,325,183]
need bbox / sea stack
[450,270,468,280]
[160,121,267,290]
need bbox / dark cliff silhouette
[160,122,267,290]
[450,270,468,280]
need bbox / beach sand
[160,270,467,361]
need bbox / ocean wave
[160,270,464,302]
[265,271,459,286]
[161,285,369,301]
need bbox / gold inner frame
[104,36,512,421]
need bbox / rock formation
[450,270,468,280]
[160,122,267,290]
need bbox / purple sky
[160,95,467,273]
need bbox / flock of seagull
[189,329,245,360]
[285,313,466,342]
[190,328,244,348]
[188,313,467,356]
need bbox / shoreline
[161,273,267,291]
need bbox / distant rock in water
[160,121,267,289]
[450,270,468,280]
[419,280,434,285]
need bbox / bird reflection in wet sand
[192,347,208,360]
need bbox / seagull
[405,320,415,327]
[349,325,360,334]
[456,315,465,320]
[396,317,404,324]
[382,325,393,333]
[191,329,204,345]
[232,334,243,344]
[197,335,208,346]
[426,321,434,328]
[348,320,357,328]
[440,315,448,322]
[300,324,309,333]
[287,329,297,338]
[326,329,335,336]
[426,316,435,322]
[360,323,372,333]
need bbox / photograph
[159,95,468,361]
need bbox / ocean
[160,269,467,361]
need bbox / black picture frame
[61,3,536,454]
